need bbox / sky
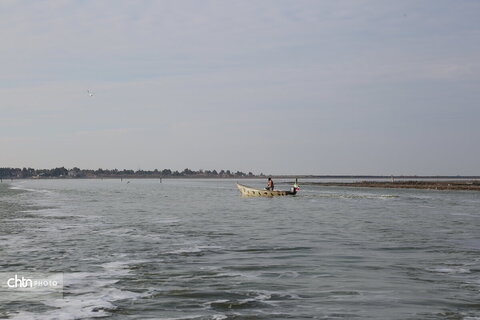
[1,0,479,175]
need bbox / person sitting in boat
[266,177,274,190]
[290,183,300,193]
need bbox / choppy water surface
[0,179,479,319]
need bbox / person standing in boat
[266,177,274,190]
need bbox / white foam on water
[100,260,140,276]
[254,291,272,301]
[9,185,51,194]
[166,244,224,255]
[8,289,131,320]
[252,289,300,302]
[64,273,119,295]
[21,207,69,217]
[203,289,291,312]
[8,184,58,200]
[8,259,150,320]
[428,267,471,274]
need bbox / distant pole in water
[160,178,162,183]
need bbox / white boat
[236,182,299,196]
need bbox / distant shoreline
[2,166,479,180]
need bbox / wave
[9,185,53,195]
[427,266,471,274]
[8,259,150,320]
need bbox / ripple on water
[2,179,480,319]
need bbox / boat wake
[301,192,399,200]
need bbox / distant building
[68,169,83,178]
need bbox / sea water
[0,179,479,319]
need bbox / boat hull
[236,183,296,196]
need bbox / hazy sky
[1,0,479,175]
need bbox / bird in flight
[87,90,95,97]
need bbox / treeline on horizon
[1,167,477,180]
[0,167,259,179]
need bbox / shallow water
[0,179,479,319]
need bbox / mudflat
[302,180,480,191]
